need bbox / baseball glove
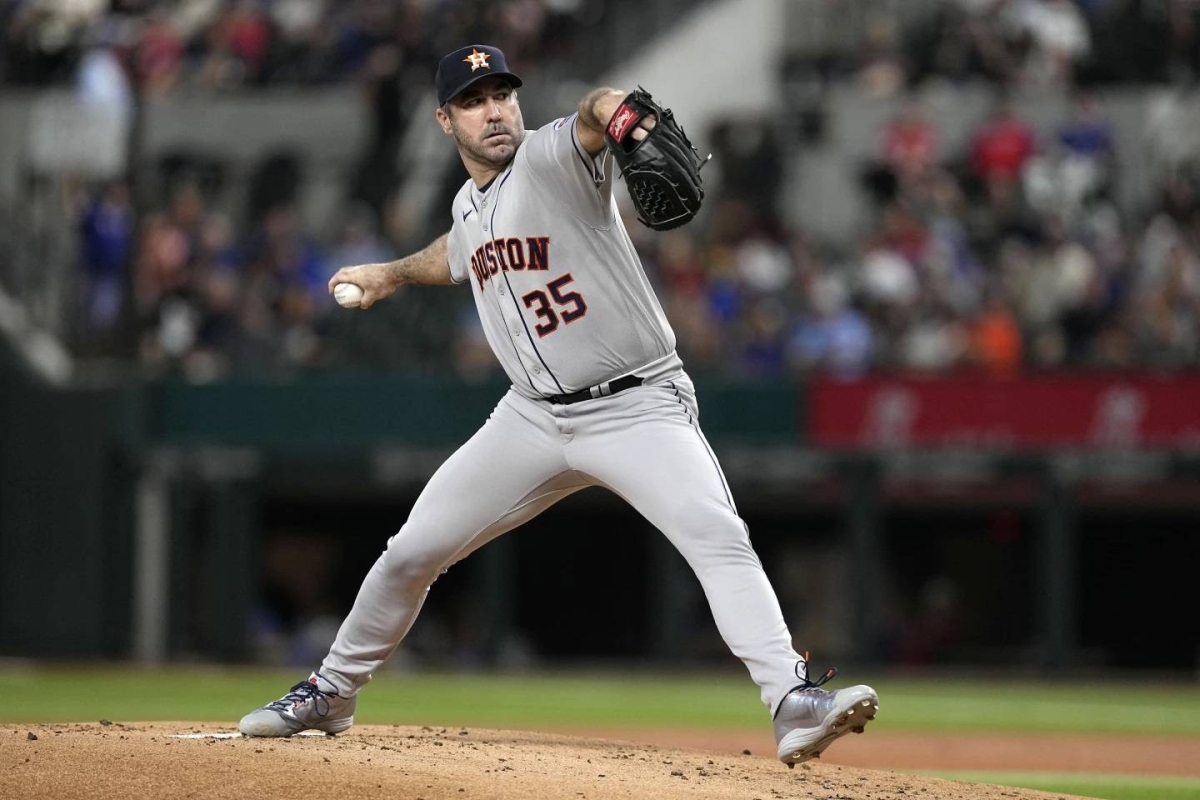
[605,87,709,231]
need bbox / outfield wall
[4,366,1198,671]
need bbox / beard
[451,114,525,168]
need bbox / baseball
[333,282,364,308]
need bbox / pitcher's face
[438,77,525,168]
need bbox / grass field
[4,663,1199,799]
[926,772,1200,800]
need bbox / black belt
[545,375,644,405]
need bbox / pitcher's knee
[664,507,758,560]
[665,503,747,542]
[379,531,456,587]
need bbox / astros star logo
[463,48,491,72]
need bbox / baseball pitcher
[239,44,878,767]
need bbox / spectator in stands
[856,13,907,97]
[1135,218,1200,367]
[862,97,941,208]
[1166,0,1200,83]
[251,206,327,299]
[788,267,873,380]
[186,212,242,373]
[77,28,133,112]
[704,242,744,335]
[736,231,794,298]
[738,297,790,380]
[200,0,272,88]
[942,0,1027,85]
[136,8,185,93]
[879,201,931,270]
[899,298,971,372]
[1024,91,1115,225]
[327,204,395,273]
[217,202,325,371]
[926,169,985,314]
[79,180,134,333]
[1016,0,1091,86]
[168,182,209,261]
[134,210,197,367]
[968,284,1023,375]
[971,97,1037,187]
[1018,216,1102,366]
[1058,90,1115,163]
[881,97,940,185]
[859,239,920,311]
[968,99,1041,252]
[655,231,721,369]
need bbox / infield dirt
[3,722,1097,800]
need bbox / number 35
[521,274,588,337]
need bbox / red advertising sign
[810,375,1200,449]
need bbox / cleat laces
[266,680,334,718]
[775,650,839,721]
[795,650,838,689]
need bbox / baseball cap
[435,44,523,106]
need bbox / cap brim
[442,72,523,105]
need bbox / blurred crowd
[73,90,1200,382]
[855,0,1200,93]
[49,1,1200,379]
[44,0,603,375]
[642,90,1200,381]
[3,0,594,92]
[9,0,1197,92]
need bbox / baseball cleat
[239,671,356,737]
[773,657,878,767]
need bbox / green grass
[870,677,1200,736]
[2,664,1200,738]
[4,665,1197,800]
[927,772,1200,800]
[4,666,760,727]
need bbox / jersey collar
[473,163,513,197]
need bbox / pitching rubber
[776,686,879,767]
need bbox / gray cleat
[239,672,357,737]
[773,659,878,767]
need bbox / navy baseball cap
[435,44,523,106]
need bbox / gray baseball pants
[320,371,804,712]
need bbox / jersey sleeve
[519,114,615,225]
[446,190,472,285]
[447,218,469,285]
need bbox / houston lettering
[471,236,550,289]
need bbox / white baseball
[334,282,365,308]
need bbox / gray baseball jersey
[446,114,680,398]
[317,112,807,719]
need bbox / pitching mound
[4,722,1083,800]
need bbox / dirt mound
[576,727,1200,777]
[4,722,1084,800]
